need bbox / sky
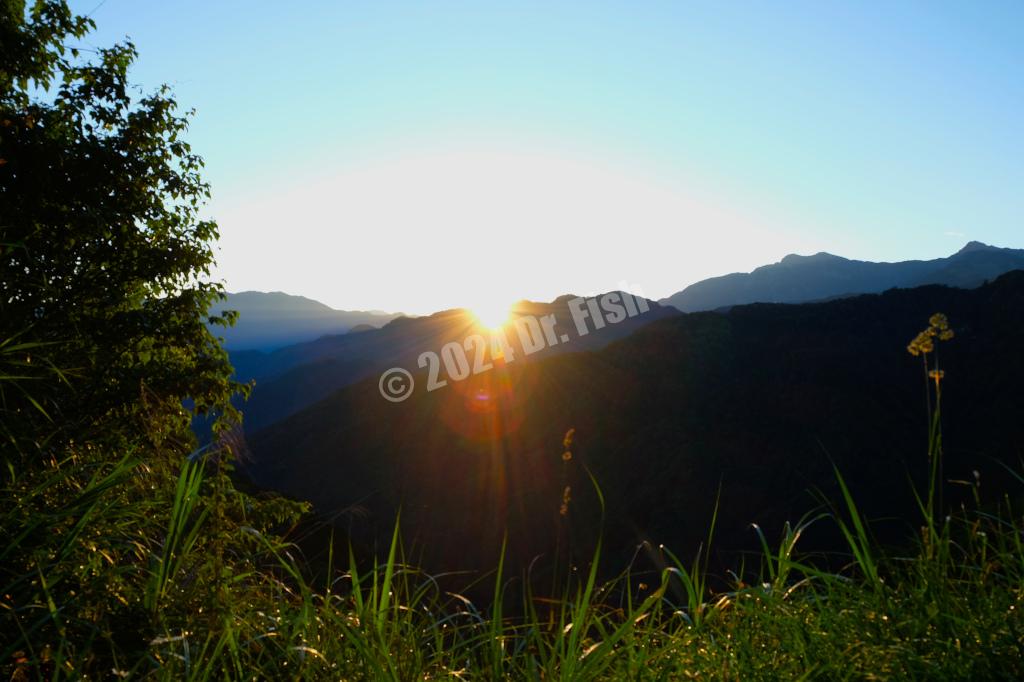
[70,1,1023,315]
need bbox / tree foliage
[0,6,309,675]
[0,0,243,455]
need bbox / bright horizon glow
[211,144,815,315]
[72,1,1024,315]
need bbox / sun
[470,302,513,331]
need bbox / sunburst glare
[470,302,513,331]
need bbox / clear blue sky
[71,1,1023,314]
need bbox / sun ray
[470,302,513,331]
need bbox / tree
[0,0,243,456]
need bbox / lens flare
[470,303,513,331]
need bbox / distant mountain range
[660,241,1024,312]
[240,272,1024,579]
[207,291,402,350]
[214,242,1024,436]
[228,294,677,433]
[213,243,1023,353]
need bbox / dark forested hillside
[243,272,1024,579]
[232,294,677,433]
[223,243,1024,436]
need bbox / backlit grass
[3,315,1023,679]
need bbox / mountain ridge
[207,291,403,351]
[241,271,1024,578]
[230,292,677,433]
[661,242,1024,312]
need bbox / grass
[4,452,1022,680]
[3,314,1024,679]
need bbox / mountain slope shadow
[241,272,1024,580]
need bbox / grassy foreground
[3,317,1023,680]
[3,449,1023,680]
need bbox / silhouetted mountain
[233,293,676,433]
[207,291,401,351]
[660,242,1024,312]
[240,272,1024,581]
